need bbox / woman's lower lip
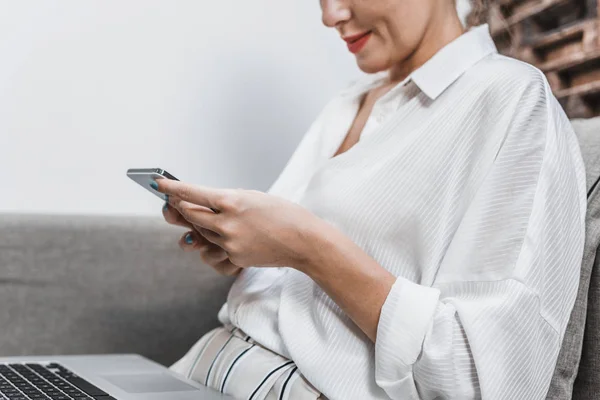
[347,32,372,54]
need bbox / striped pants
[169,325,326,400]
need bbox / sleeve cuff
[375,277,440,388]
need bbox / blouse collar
[411,23,498,100]
[343,23,498,101]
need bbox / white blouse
[217,24,588,399]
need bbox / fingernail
[162,202,169,212]
[185,233,194,245]
[149,180,158,190]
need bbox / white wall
[0,0,361,216]
[0,1,473,216]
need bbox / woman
[157,0,587,399]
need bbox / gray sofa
[0,216,234,366]
[1,117,599,399]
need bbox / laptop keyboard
[0,363,116,400]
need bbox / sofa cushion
[0,214,234,366]
[571,118,600,195]
[571,117,600,399]
[547,117,600,399]
[573,244,600,399]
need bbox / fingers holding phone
[127,167,240,276]
[162,202,193,229]
[179,230,242,277]
[178,230,211,252]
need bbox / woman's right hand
[163,202,242,277]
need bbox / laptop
[0,354,234,399]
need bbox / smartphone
[126,168,179,201]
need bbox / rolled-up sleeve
[375,76,587,400]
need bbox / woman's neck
[388,14,466,84]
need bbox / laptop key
[58,377,107,397]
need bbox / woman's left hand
[154,179,323,270]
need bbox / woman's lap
[170,325,324,400]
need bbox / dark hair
[466,0,490,28]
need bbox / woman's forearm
[294,221,396,342]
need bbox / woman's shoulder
[466,53,551,103]
[468,53,583,175]
[456,52,570,135]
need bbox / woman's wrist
[294,219,357,282]
[293,218,397,341]
[293,219,336,276]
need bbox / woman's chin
[355,57,389,75]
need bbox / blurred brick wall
[489,0,600,118]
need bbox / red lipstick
[343,31,372,54]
